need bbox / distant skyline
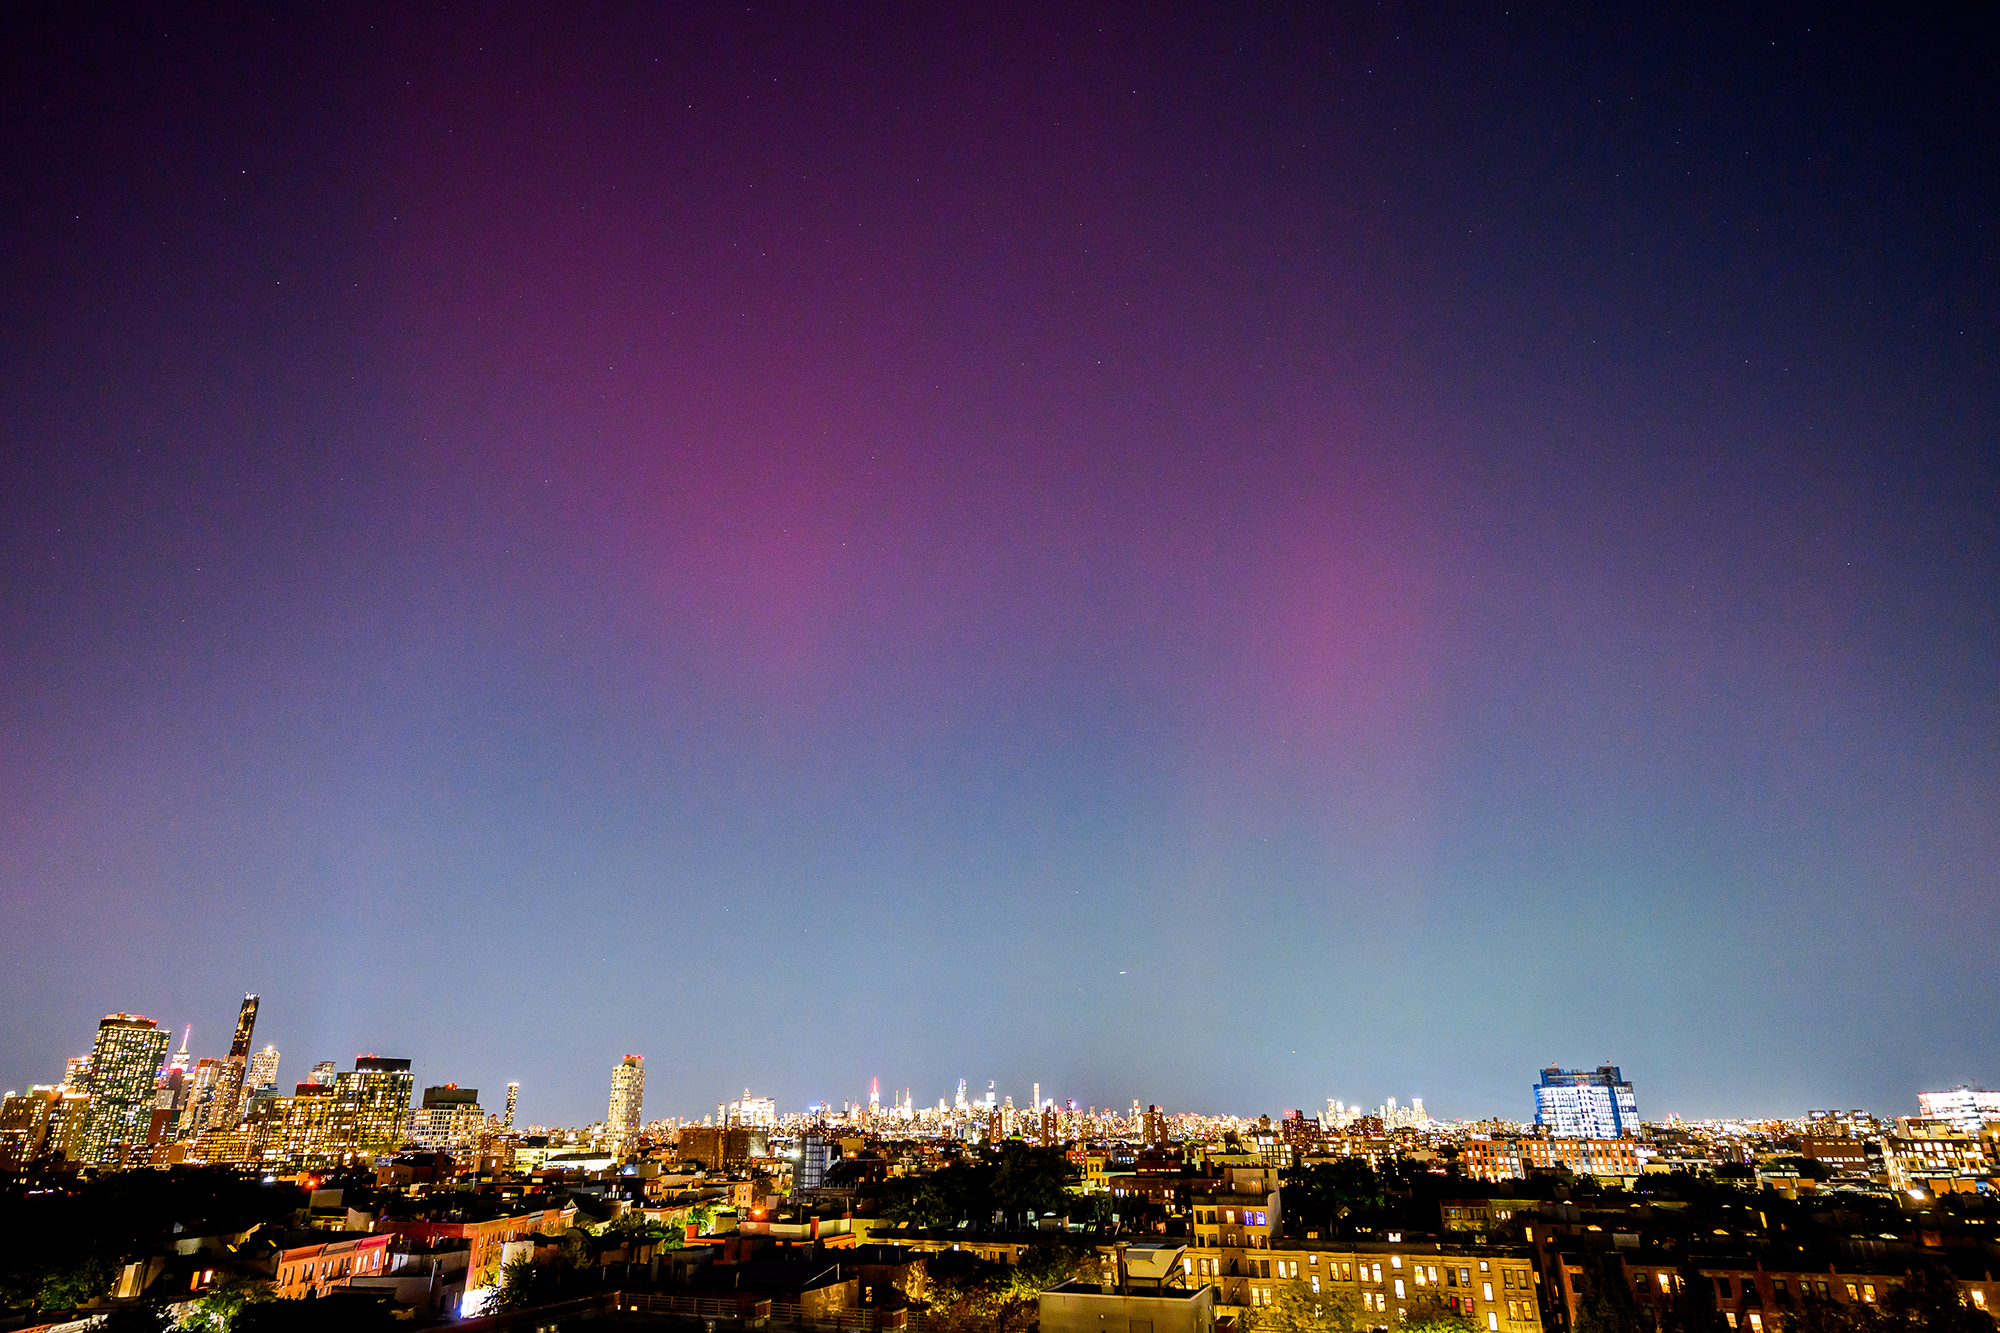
[2,7,1995,1128]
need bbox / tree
[992,1144,1078,1227]
[490,1255,565,1313]
[1572,1254,1642,1333]
[1000,1240,1095,1302]
[174,1277,274,1333]
[1251,1278,1367,1333]
[1880,1264,1998,1333]
[34,1254,116,1311]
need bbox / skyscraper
[247,1045,281,1096]
[331,1057,415,1157]
[178,1058,223,1139]
[306,1060,336,1086]
[78,1014,171,1164]
[607,1056,644,1153]
[214,994,259,1128]
[504,1081,519,1129]
[1534,1065,1639,1138]
[410,1085,484,1154]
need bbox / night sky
[3,6,1996,1129]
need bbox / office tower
[78,1013,171,1164]
[504,1081,519,1129]
[870,1078,880,1118]
[1534,1064,1639,1138]
[1033,1082,1041,1111]
[331,1057,416,1157]
[306,1060,336,1086]
[169,1027,193,1075]
[986,1080,997,1110]
[955,1078,968,1111]
[607,1056,644,1153]
[247,1045,281,1096]
[64,1056,90,1088]
[214,994,259,1128]
[410,1084,484,1154]
[179,1058,223,1138]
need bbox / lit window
[1395,1280,1406,1299]
[1484,1283,1494,1301]
[1488,1315,1498,1331]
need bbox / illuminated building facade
[504,1081,519,1129]
[1534,1065,1638,1139]
[1917,1086,2000,1135]
[78,1013,171,1164]
[0,1087,61,1168]
[214,994,260,1129]
[330,1057,415,1158]
[246,1044,281,1097]
[178,1057,224,1139]
[410,1084,484,1155]
[608,1056,644,1152]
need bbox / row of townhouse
[1537,1245,2000,1330]
[1187,1164,1545,1330]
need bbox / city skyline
[2,8,1995,1127]
[9,995,1991,1131]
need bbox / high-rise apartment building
[1534,1065,1639,1138]
[330,1057,415,1158]
[0,1087,61,1168]
[78,1014,171,1164]
[608,1056,644,1152]
[178,1057,224,1139]
[504,1081,519,1129]
[410,1085,484,1155]
[246,1045,281,1097]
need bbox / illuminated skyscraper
[178,1058,223,1139]
[331,1057,415,1157]
[306,1060,336,1086]
[1535,1065,1639,1138]
[247,1045,281,1096]
[214,994,259,1127]
[607,1056,644,1153]
[78,1013,170,1164]
[410,1085,484,1154]
[504,1081,519,1129]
